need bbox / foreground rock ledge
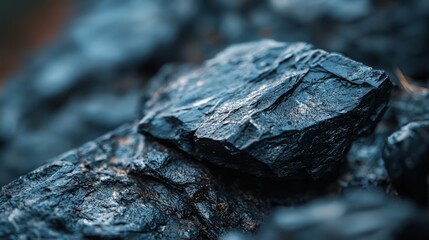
[0,122,392,239]
[139,40,391,179]
[0,122,327,239]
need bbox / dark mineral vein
[139,40,391,180]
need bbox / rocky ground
[1,0,429,239]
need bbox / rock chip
[139,40,391,179]
[383,120,429,205]
[339,124,390,189]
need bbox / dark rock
[224,190,429,240]
[140,64,390,196]
[139,40,391,180]
[337,124,391,189]
[0,122,329,239]
[383,120,429,206]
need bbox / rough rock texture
[222,191,429,240]
[383,120,429,205]
[139,40,391,180]
[141,63,394,196]
[0,122,335,239]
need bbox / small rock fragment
[339,124,390,189]
[383,120,429,205]
[139,40,391,179]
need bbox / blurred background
[0,0,428,186]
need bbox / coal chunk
[383,120,429,206]
[0,122,327,239]
[338,124,391,189]
[139,40,391,179]
[224,191,429,240]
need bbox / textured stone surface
[0,122,329,239]
[139,40,391,179]
[383,120,429,206]
[223,191,429,240]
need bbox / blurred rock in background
[0,0,198,185]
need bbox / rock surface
[0,122,333,239]
[139,40,391,179]
[222,191,429,240]
[0,121,397,239]
[383,120,429,205]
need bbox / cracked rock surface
[139,40,391,180]
[0,40,396,239]
[0,122,330,239]
[0,121,394,239]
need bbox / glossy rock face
[139,40,391,179]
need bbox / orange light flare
[394,67,429,94]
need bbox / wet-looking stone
[139,40,391,180]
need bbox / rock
[139,40,391,180]
[225,190,429,240]
[383,120,429,206]
[0,122,327,239]
[338,124,390,189]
